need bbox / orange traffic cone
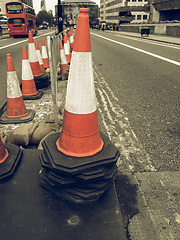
[28,30,42,77]
[35,40,45,72]
[22,46,43,100]
[64,34,71,64]
[0,136,8,164]
[42,38,49,69]
[0,54,34,124]
[56,8,104,157]
[70,27,74,50]
[0,135,22,182]
[59,40,69,74]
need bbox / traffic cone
[64,34,71,64]
[28,30,42,77]
[56,8,104,157]
[41,38,49,69]
[0,135,22,182]
[0,54,34,124]
[35,40,45,72]
[0,136,8,164]
[70,27,74,50]
[59,40,69,74]
[22,46,44,100]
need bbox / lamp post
[57,0,63,33]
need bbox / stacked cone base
[0,144,22,183]
[0,109,35,124]
[39,132,119,203]
[23,91,44,100]
[34,72,50,90]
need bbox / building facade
[56,0,99,26]
[100,0,150,24]
[149,0,180,22]
[41,0,46,11]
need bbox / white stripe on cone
[7,71,22,98]
[36,48,44,66]
[65,51,96,114]
[60,49,68,64]
[29,43,38,63]
[22,59,34,80]
[42,45,48,58]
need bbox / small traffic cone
[28,30,42,77]
[70,27,74,50]
[22,46,44,100]
[0,135,22,183]
[35,40,45,72]
[0,54,34,124]
[64,34,71,64]
[0,136,8,164]
[59,40,69,74]
[56,8,104,157]
[41,38,49,69]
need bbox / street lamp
[57,0,63,33]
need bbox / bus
[5,1,38,37]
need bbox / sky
[32,0,100,15]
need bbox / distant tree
[36,10,54,27]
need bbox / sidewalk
[116,30,180,45]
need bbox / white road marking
[93,63,156,172]
[91,32,180,66]
[114,33,180,50]
[0,31,54,50]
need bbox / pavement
[0,31,180,239]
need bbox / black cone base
[34,72,51,90]
[39,132,120,203]
[0,144,22,183]
[23,91,44,100]
[0,109,35,124]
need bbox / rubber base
[0,109,35,124]
[23,91,44,100]
[0,144,22,183]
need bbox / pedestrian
[0,25,2,37]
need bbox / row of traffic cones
[0,31,51,124]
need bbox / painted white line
[115,33,180,50]
[93,63,156,172]
[0,31,54,50]
[91,32,180,66]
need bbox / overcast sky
[32,0,100,15]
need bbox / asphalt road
[0,28,180,239]
[90,29,180,173]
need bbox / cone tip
[7,54,15,71]
[22,46,28,60]
[79,8,88,13]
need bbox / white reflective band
[42,46,48,58]
[7,71,22,98]
[28,43,38,63]
[22,59,33,80]
[36,49,43,65]
[64,43,69,55]
[60,49,68,64]
[65,51,97,114]
[70,35,74,43]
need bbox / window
[8,18,25,24]
[137,15,141,20]
[143,15,147,20]
[28,20,33,27]
[132,15,136,20]
[138,0,142,1]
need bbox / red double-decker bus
[5,1,38,37]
